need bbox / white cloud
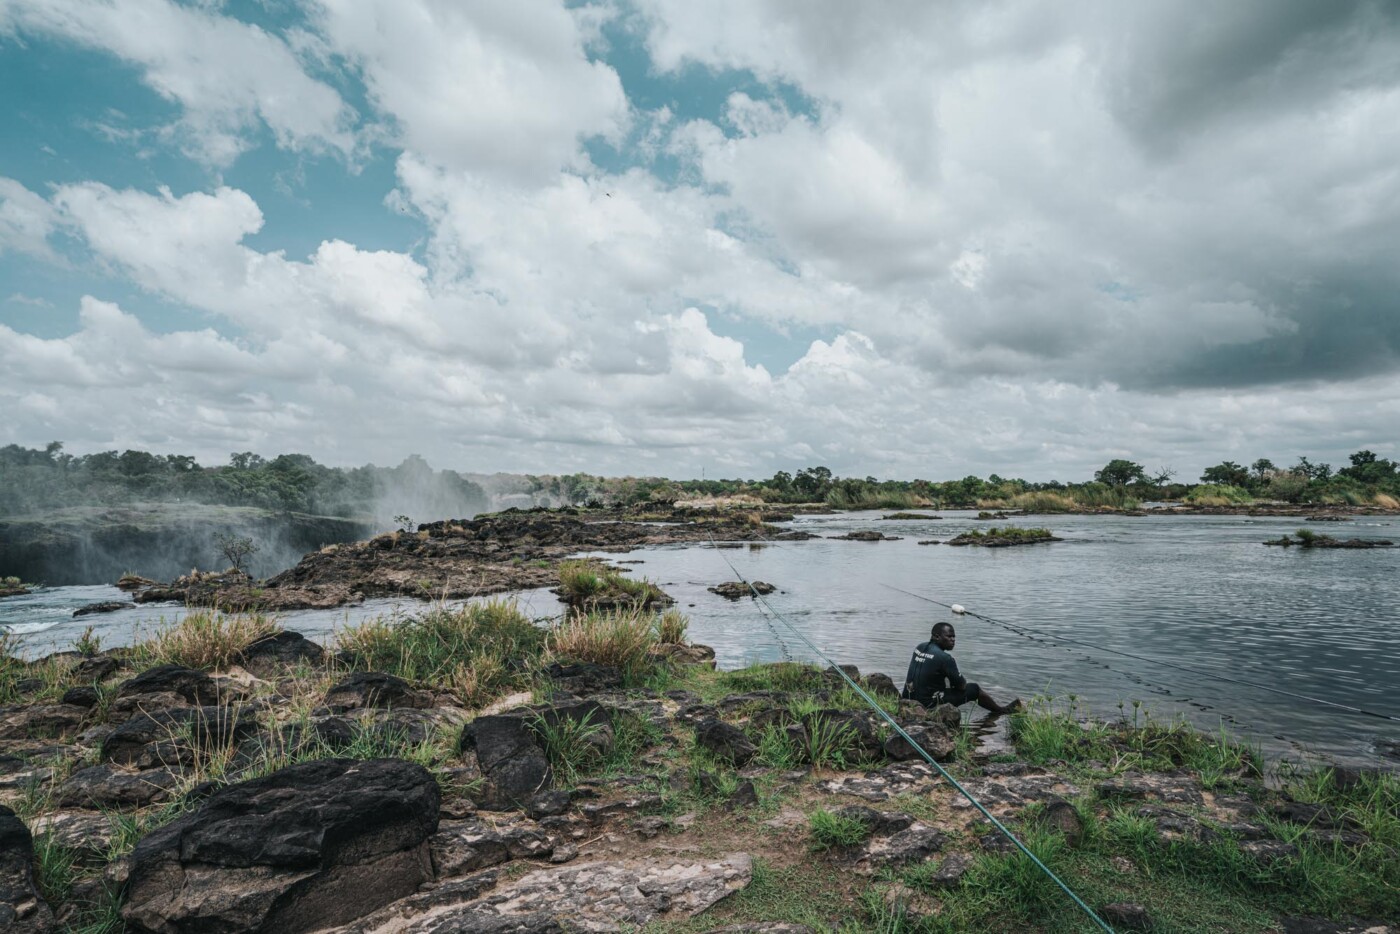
[0,177,59,261]
[0,0,357,166]
[311,0,628,181]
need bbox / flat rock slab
[817,762,940,801]
[123,757,440,934]
[331,855,753,933]
[56,764,179,809]
[0,704,89,742]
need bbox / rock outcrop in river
[116,505,813,611]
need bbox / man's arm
[901,651,920,699]
[943,653,966,691]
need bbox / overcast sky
[2,0,1399,482]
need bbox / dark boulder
[72,655,120,683]
[883,723,957,762]
[1037,798,1085,847]
[325,672,426,712]
[708,581,776,600]
[694,719,758,766]
[728,780,760,810]
[239,630,325,676]
[116,665,220,707]
[0,804,54,933]
[60,686,99,709]
[73,601,132,617]
[461,714,551,810]
[122,757,439,934]
[1101,902,1152,931]
[862,673,899,698]
[525,791,571,820]
[543,661,622,696]
[56,765,179,809]
[102,707,258,767]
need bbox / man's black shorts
[932,682,980,707]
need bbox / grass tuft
[809,808,871,850]
[130,609,280,670]
[338,599,544,707]
[546,608,659,678]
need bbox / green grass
[546,607,660,679]
[0,636,77,705]
[714,662,827,696]
[656,608,688,644]
[338,599,544,706]
[557,559,668,608]
[951,525,1057,544]
[1009,698,1259,786]
[809,808,872,850]
[802,714,860,770]
[129,609,280,670]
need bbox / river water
[3,510,1398,768]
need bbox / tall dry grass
[130,610,280,670]
[338,599,544,707]
[547,608,659,678]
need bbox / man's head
[930,621,956,650]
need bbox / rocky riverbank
[1,602,1395,933]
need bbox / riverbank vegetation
[7,445,1400,531]
[0,443,486,518]
[1,605,1395,932]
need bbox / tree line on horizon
[0,443,487,519]
[5,442,1394,518]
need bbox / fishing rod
[882,583,1400,724]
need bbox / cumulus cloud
[640,0,1400,392]
[311,0,628,181]
[0,0,357,166]
[0,177,59,261]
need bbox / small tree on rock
[215,533,259,574]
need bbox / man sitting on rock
[902,622,1021,715]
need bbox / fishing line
[704,528,794,662]
[881,583,1400,724]
[704,543,1114,933]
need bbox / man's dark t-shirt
[902,641,966,707]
